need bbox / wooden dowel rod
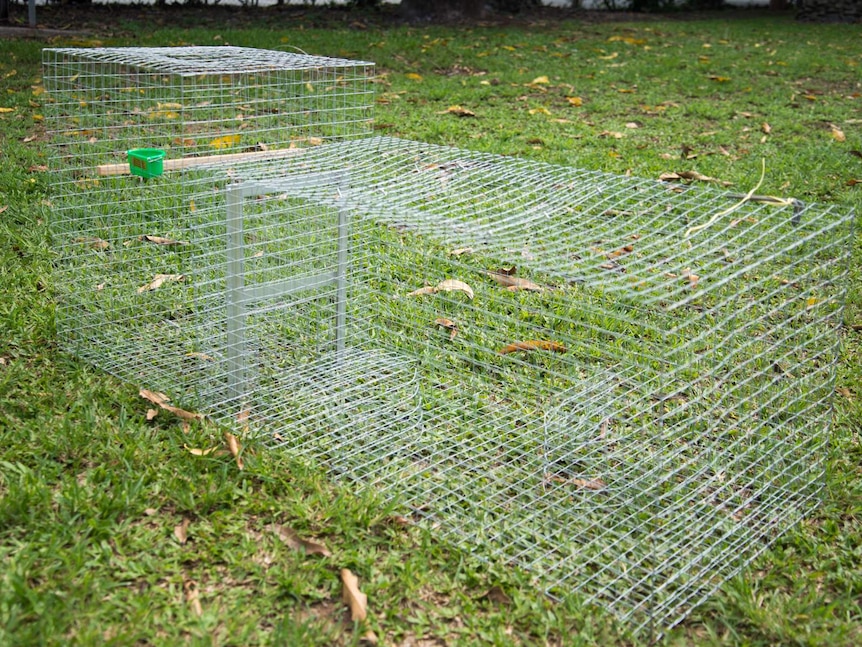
[97,148,305,177]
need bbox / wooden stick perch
[97,147,305,177]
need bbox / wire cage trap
[44,46,855,637]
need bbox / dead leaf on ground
[141,235,189,246]
[407,286,438,297]
[174,517,190,544]
[184,444,221,457]
[484,270,544,292]
[448,247,474,256]
[439,105,476,117]
[434,317,459,340]
[659,170,732,187]
[183,579,203,617]
[342,569,378,642]
[437,279,474,299]
[830,124,846,142]
[836,386,853,400]
[74,236,110,250]
[268,523,332,557]
[499,340,567,355]
[598,130,624,139]
[139,388,202,422]
[848,179,862,186]
[146,408,159,421]
[761,122,772,134]
[479,585,512,605]
[137,273,185,293]
[224,431,244,470]
[571,477,607,490]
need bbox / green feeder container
[128,148,166,178]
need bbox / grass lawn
[1,6,861,646]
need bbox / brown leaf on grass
[436,279,475,299]
[479,585,512,605]
[224,431,244,470]
[434,318,459,340]
[761,122,772,134]
[137,273,185,293]
[836,386,853,400]
[341,569,367,620]
[484,270,544,292]
[139,388,202,422]
[146,408,159,421]
[439,105,476,117]
[407,286,438,297]
[830,124,846,142]
[183,579,203,617]
[143,507,158,516]
[848,179,862,186]
[571,477,607,491]
[141,235,189,246]
[174,517,190,544]
[659,170,732,187]
[74,236,110,250]
[598,130,624,139]
[448,247,474,256]
[268,523,332,557]
[0,205,8,215]
[498,340,567,355]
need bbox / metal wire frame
[42,47,855,639]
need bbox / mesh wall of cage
[44,47,855,638]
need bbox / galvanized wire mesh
[44,47,855,638]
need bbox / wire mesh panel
[44,48,854,639]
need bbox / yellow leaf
[0,107,15,113]
[306,82,315,93]
[529,107,551,116]
[440,105,476,117]
[598,52,619,60]
[530,75,550,85]
[209,134,241,150]
[806,296,818,309]
[501,45,516,51]
[566,96,583,106]
[436,279,474,299]
[184,445,219,456]
[830,125,846,142]
[405,73,423,81]
[708,75,731,82]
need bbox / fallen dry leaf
[566,96,583,106]
[499,340,567,355]
[225,431,244,470]
[183,579,203,617]
[436,279,474,299]
[439,105,476,117]
[761,122,772,134]
[448,247,474,256]
[140,388,202,422]
[341,568,367,620]
[407,286,438,297]
[174,517,190,544]
[848,179,862,186]
[146,408,159,421]
[143,508,158,516]
[830,125,846,142]
[659,170,732,187]
[268,523,332,557]
[184,444,221,457]
[141,235,189,246]
[598,130,624,139]
[485,270,543,292]
[434,317,459,340]
[571,477,607,491]
[74,236,110,250]
[137,273,185,293]
[836,386,853,400]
